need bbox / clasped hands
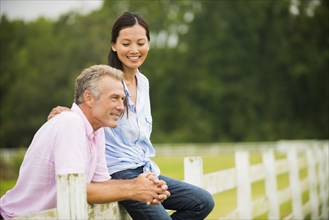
[135,172,170,206]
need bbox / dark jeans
[111,167,215,220]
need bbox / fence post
[323,143,329,220]
[235,150,252,219]
[306,146,319,220]
[184,157,203,187]
[287,147,303,220]
[316,143,329,220]
[262,150,279,220]
[56,173,88,219]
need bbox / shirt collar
[123,70,145,112]
[71,103,100,142]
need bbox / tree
[1,0,327,148]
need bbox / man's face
[90,76,125,130]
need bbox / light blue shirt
[105,70,160,176]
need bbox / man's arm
[87,172,170,205]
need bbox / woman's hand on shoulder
[47,106,71,121]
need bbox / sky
[0,0,103,21]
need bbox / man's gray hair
[74,65,124,104]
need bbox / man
[0,65,169,219]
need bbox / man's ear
[83,90,93,107]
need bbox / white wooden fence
[184,140,329,220]
[13,173,132,219]
[12,140,328,219]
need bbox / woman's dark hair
[108,12,150,71]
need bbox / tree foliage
[1,0,328,148]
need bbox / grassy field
[1,150,310,219]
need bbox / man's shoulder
[59,111,80,120]
[48,111,83,128]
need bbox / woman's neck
[123,68,137,85]
[123,68,138,105]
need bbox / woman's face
[112,24,150,72]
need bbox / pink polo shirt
[0,103,110,219]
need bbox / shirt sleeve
[54,113,86,175]
[92,128,111,182]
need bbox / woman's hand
[47,106,71,120]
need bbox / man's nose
[117,100,125,110]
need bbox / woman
[49,12,214,220]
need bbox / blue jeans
[111,167,215,220]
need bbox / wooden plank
[277,187,291,204]
[283,213,294,220]
[235,150,252,219]
[287,148,303,220]
[88,203,131,220]
[249,163,265,183]
[275,159,289,175]
[298,156,307,170]
[251,196,268,218]
[300,178,309,193]
[316,145,329,220]
[302,201,311,219]
[323,144,329,220]
[184,156,203,187]
[306,148,320,220]
[13,209,57,219]
[202,168,236,194]
[56,173,88,219]
[218,209,239,220]
[263,150,280,219]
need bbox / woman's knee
[200,189,215,214]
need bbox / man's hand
[145,172,170,205]
[47,106,71,120]
[133,172,170,206]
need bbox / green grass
[0,179,17,196]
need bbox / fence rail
[184,140,329,220]
[10,140,329,219]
